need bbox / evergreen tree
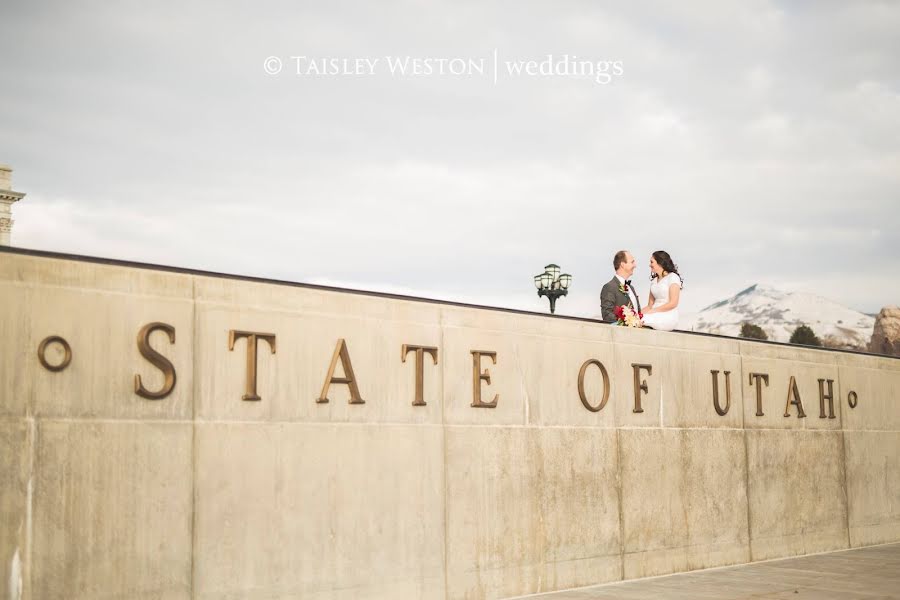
[789,324,822,347]
[740,322,768,341]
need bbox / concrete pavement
[516,544,900,599]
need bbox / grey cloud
[2,0,898,317]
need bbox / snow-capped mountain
[684,284,875,349]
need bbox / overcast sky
[2,0,898,318]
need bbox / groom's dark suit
[600,277,641,323]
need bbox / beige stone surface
[844,431,900,547]
[745,430,849,561]
[444,426,622,599]
[740,346,842,430]
[619,429,750,579]
[0,421,29,600]
[0,255,194,421]
[838,364,900,431]
[194,302,443,424]
[2,251,900,599]
[439,304,613,344]
[193,273,443,327]
[193,423,445,600]
[439,308,616,428]
[30,421,192,600]
[610,345,667,428]
[662,350,744,429]
[0,284,32,418]
[517,335,618,428]
[25,286,194,420]
[0,253,193,298]
[835,348,900,371]
[442,326,527,426]
[611,325,741,354]
[739,341,838,364]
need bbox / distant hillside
[684,284,874,349]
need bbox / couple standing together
[600,250,684,331]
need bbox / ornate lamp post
[534,263,572,314]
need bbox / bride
[641,250,683,332]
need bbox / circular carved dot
[38,336,72,372]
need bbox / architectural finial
[0,165,26,246]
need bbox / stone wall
[1,249,898,600]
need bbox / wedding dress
[642,273,681,331]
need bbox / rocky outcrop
[869,306,900,357]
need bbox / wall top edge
[2,245,896,362]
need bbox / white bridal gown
[642,273,681,331]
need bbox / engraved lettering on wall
[818,378,836,419]
[134,322,177,400]
[318,338,364,404]
[631,363,652,413]
[710,369,732,416]
[228,330,277,401]
[749,372,769,416]
[783,375,807,418]
[470,350,498,408]
[578,359,610,412]
[401,344,438,406]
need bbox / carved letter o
[578,359,610,412]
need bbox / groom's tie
[626,280,642,314]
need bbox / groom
[600,250,642,322]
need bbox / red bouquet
[614,304,644,327]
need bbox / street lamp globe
[545,264,561,281]
[540,271,553,289]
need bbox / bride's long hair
[650,250,684,288]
